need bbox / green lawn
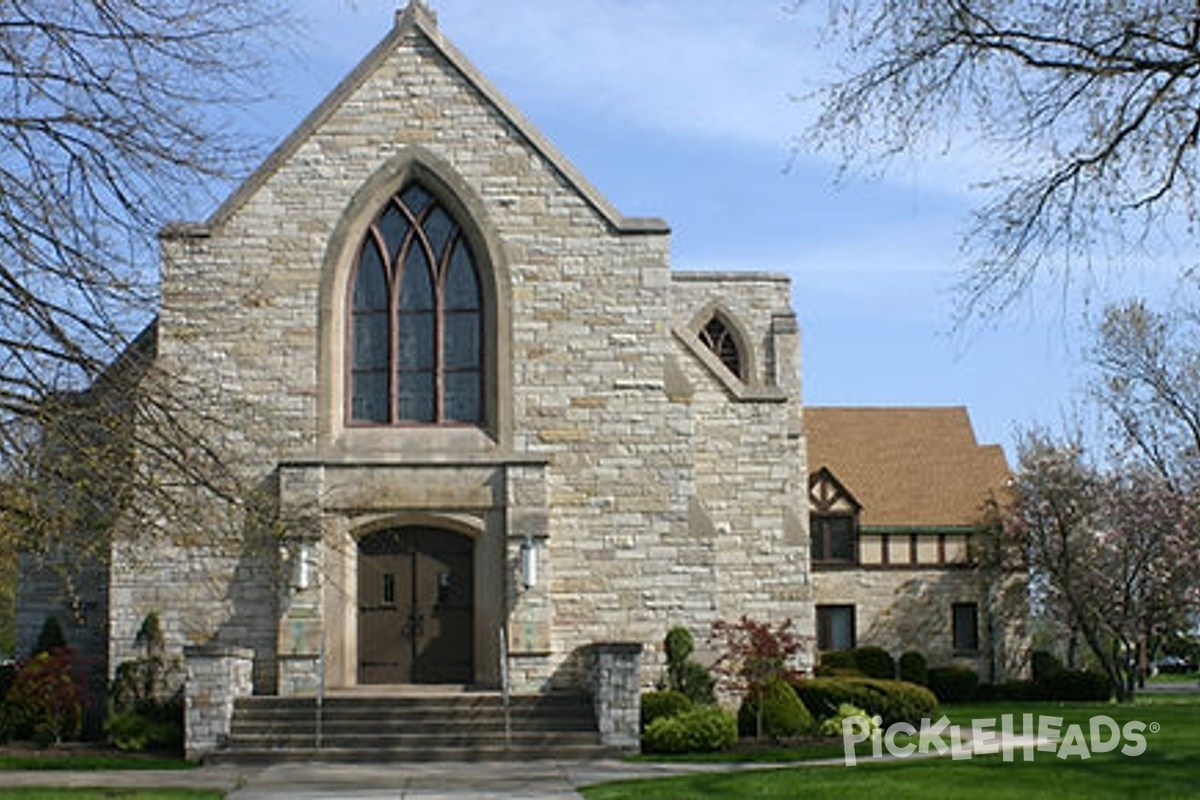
[1146,671,1199,685]
[0,754,194,772]
[0,791,218,800]
[582,697,1200,799]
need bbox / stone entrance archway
[357,527,475,684]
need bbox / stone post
[587,642,643,751]
[184,644,254,761]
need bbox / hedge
[850,646,896,680]
[975,671,1112,703]
[926,666,980,704]
[738,678,813,739]
[640,690,693,732]
[642,706,737,754]
[898,651,929,686]
[815,650,861,677]
[794,677,937,728]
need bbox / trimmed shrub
[817,650,858,673]
[1031,649,1064,683]
[105,699,183,752]
[1041,669,1113,702]
[898,651,928,686]
[850,647,896,679]
[926,666,979,703]
[34,617,66,656]
[818,703,876,737]
[660,626,716,705]
[643,706,737,754]
[737,678,813,739]
[664,627,694,670]
[640,690,692,731]
[795,677,936,728]
[978,672,1111,703]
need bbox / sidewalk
[0,731,1053,799]
[0,758,778,799]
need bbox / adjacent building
[806,406,1013,680]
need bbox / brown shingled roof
[805,406,1010,529]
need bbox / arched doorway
[357,527,475,684]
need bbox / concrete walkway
[0,731,1053,798]
[0,758,799,799]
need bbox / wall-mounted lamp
[293,543,314,591]
[520,535,538,590]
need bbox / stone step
[231,717,598,734]
[206,742,621,764]
[226,731,605,748]
[213,692,611,764]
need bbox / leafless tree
[1092,298,1200,491]
[0,0,289,418]
[0,1,296,641]
[809,1,1200,318]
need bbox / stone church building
[16,2,1011,755]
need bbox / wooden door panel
[358,527,474,685]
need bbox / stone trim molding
[672,325,788,403]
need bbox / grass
[0,791,219,800]
[582,695,1200,799]
[1146,672,1199,685]
[0,753,195,772]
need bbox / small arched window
[698,315,742,380]
[349,183,483,425]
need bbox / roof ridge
[162,3,667,239]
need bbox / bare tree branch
[809,1,1200,318]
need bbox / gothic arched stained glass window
[350,183,483,425]
[698,315,743,380]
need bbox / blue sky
[241,0,1178,457]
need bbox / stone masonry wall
[128,10,812,692]
[812,568,1004,679]
[667,275,812,671]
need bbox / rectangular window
[817,605,856,651]
[382,573,396,607]
[811,515,857,564]
[953,602,979,652]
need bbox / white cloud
[289,0,824,149]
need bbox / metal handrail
[500,626,511,750]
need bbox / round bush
[850,646,896,679]
[898,651,928,685]
[819,650,858,671]
[737,679,813,739]
[926,666,979,704]
[818,702,876,737]
[643,706,737,754]
[640,690,692,731]
[1031,650,1064,683]
[795,677,937,728]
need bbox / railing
[499,626,512,750]
[316,623,326,750]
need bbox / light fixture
[520,535,538,590]
[294,543,314,591]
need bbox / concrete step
[212,691,611,764]
[206,742,621,764]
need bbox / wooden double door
[357,527,474,684]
